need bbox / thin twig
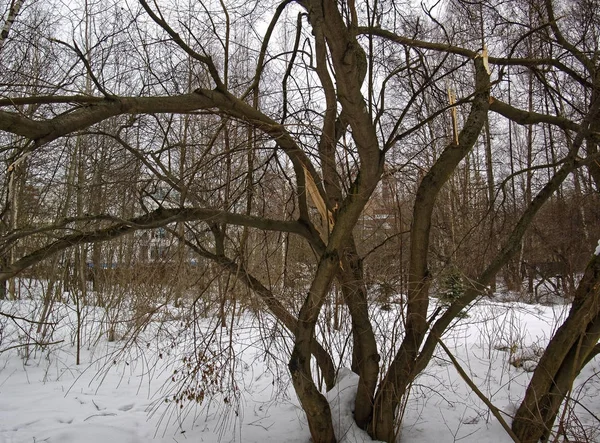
[436,336,520,443]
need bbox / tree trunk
[370,56,490,443]
[289,251,340,443]
[512,252,600,442]
[337,238,380,428]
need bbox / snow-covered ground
[1,287,599,443]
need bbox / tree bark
[370,56,490,443]
[512,253,600,442]
[337,238,380,428]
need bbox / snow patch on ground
[326,368,384,443]
[0,296,599,442]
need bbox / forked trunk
[289,251,340,443]
[369,56,490,443]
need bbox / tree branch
[436,338,520,443]
[0,206,312,282]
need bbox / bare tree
[1,0,600,441]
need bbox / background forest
[0,0,600,441]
